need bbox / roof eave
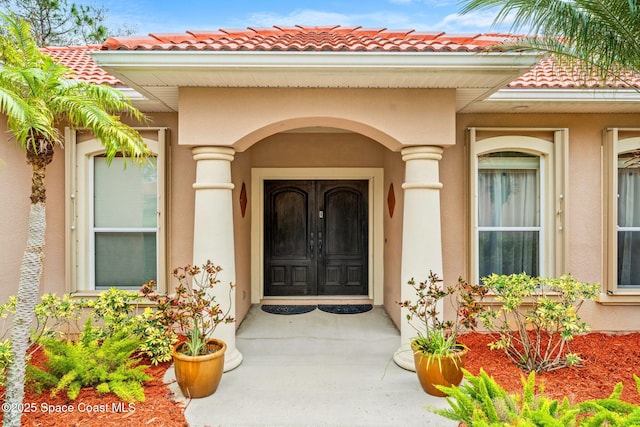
[461,88,640,113]
[90,50,543,113]
[90,49,541,73]
[491,88,640,102]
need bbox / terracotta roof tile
[509,56,640,89]
[100,25,512,52]
[40,26,640,91]
[40,45,123,86]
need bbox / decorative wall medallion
[240,182,248,218]
[387,183,395,218]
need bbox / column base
[393,343,416,372]
[223,347,243,372]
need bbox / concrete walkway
[165,305,458,427]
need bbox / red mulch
[458,332,640,405]
[0,352,187,427]
[1,332,639,426]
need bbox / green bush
[28,319,151,402]
[478,273,599,372]
[1,288,175,400]
[0,293,85,390]
[85,288,176,365]
[432,369,640,426]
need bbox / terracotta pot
[172,338,226,398]
[412,342,468,397]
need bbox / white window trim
[65,128,168,297]
[468,128,567,284]
[600,129,640,303]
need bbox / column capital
[192,146,235,162]
[401,145,443,162]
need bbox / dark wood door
[264,180,368,296]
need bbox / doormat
[317,304,373,315]
[261,305,317,315]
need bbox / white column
[192,146,243,372]
[393,146,444,371]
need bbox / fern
[109,380,146,402]
[27,326,151,401]
[431,370,640,426]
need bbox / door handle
[310,232,314,259]
[318,232,323,260]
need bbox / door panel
[317,181,368,296]
[264,181,316,296]
[264,180,368,297]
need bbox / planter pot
[172,338,226,398]
[412,342,468,397]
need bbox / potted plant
[398,271,486,396]
[141,260,235,398]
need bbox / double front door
[264,180,368,296]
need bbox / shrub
[28,319,151,402]
[0,339,11,388]
[397,272,488,355]
[0,287,175,398]
[85,288,176,365]
[433,369,640,426]
[0,293,84,391]
[478,273,599,372]
[141,260,234,357]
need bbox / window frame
[65,127,168,296]
[601,128,640,302]
[468,129,567,284]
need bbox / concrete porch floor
[165,305,458,427]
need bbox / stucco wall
[4,104,640,335]
[383,150,405,329]
[179,87,456,151]
[0,113,193,306]
[441,112,640,332]
[0,123,65,305]
[231,150,252,322]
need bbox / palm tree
[0,13,148,427]
[459,0,640,80]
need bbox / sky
[101,0,513,38]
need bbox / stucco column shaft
[393,146,444,371]
[192,146,242,371]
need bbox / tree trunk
[3,147,51,427]
[2,203,46,427]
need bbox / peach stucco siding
[439,113,640,332]
[2,103,640,333]
[178,88,457,151]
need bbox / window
[603,129,640,299]
[92,155,158,289]
[617,152,640,288]
[66,128,167,295]
[477,152,541,278]
[469,130,567,283]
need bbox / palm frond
[0,12,45,68]
[459,0,640,83]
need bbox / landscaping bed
[1,332,639,426]
[0,357,187,427]
[459,331,640,405]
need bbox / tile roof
[508,56,640,89]
[41,45,123,86]
[100,25,513,52]
[40,25,640,90]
